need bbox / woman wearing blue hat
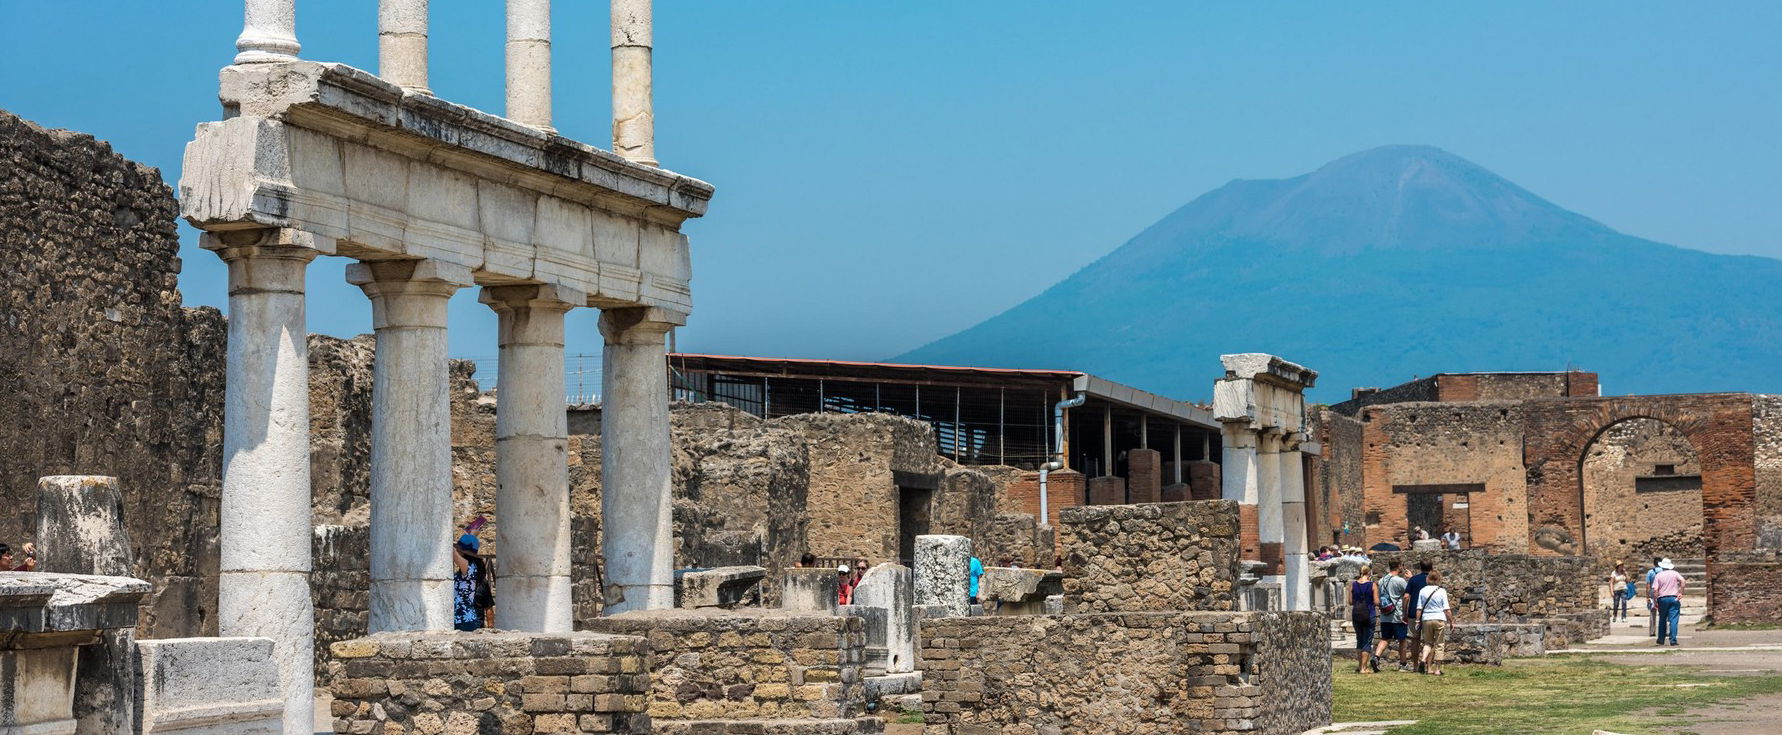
[452,532,494,631]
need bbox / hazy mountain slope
[896,146,1782,401]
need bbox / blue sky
[4,1,1779,374]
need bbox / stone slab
[913,536,971,617]
[676,565,767,609]
[135,637,283,734]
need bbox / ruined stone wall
[1059,500,1241,613]
[1358,403,1529,552]
[774,413,939,561]
[1710,550,1782,624]
[0,110,227,637]
[1581,418,1703,561]
[1754,396,1782,547]
[1368,550,1599,625]
[918,611,1330,735]
[1310,408,1365,549]
[585,609,869,723]
[324,631,652,735]
[1330,377,1439,416]
[1435,373,1587,402]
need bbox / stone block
[136,637,284,734]
[914,536,971,617]
[1127,449,1162,504]
[780,569,840,614]
[1087,476,1126,505]
[848,564,915,674]
[677,566,768,609]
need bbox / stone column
[209,234,319,735]
[1257,431,1285,581]
[348,259,470,632]
[1280,434,1310,611]
[598,307,681,614]
[378,0,431,93]
[506,0,553,130]
[1220,428,1258,505]
[611,0,656,165]
[35,475,135,735]
[914,535,971,617]
[235,0,300,63]
[481,285,581,632]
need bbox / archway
[1579,417,1704,563]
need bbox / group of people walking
[1350,560,1450,676]
[1610,557,1688,646]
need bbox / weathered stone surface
[676,565,767,609]
[1061,500,1242,613]
[780,568,841,615]
[1368,550,1601,635]
[913,536,971,617]
[324,630,653,735]
[33,475,139,735]
[918,611,1330,735]
[136,637,284,734]
[848,564,914,674]
[0,572,150,735]
[586,608,868,723]
[1444,623,1547,664]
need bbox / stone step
[654,719,885,735]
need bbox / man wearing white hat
[1649,558,1687,646]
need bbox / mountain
[895,145,1782,402]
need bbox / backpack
[1377,576,1399,615]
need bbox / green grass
[1332,657,1782,735]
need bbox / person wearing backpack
[1350,565,1379,673]
[1415,569,1451,676]
[452,533,494,631]
[1374,560,1410,671]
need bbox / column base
[369,579,455,632]
[219,570,313,735]
[496,575,574,632]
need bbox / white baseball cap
[837,564,852,573]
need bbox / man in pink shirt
[1649,558,1686,646]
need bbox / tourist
[1374,560,1410,671]
[1441,528,1461,550]
[852,558,870,589]
[1403,560,1433,669]
[797,552,816,568]
[1650,558,1686,646]
[968,555,985,605]
[451,534,492,632]
[1413,526,1430,542]
[1645,556,1664,637]
[0,542,37,572]
[837,564,855,605]
[1415,569,1450,675]
[1609,561,1632,622]
[1350,564,1379,673]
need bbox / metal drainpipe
[1039,393,1087,525]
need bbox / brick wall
[585,609,875,728]
[918,611,1330,735]
[1004,468,1084,530]
[1358,402,1529,552]
[1060,501,1242,613]
[1753,396,1782,546]
[1580,418,1703,560]
[1128,448,1162,504]
[1710,551,1782,624]
[325,631,652,734]
[1087,475,1126,505]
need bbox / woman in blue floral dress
[452,534,491,631]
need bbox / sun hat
[1658,558,1675,570]
[456,534,479,552]
[837,564,851,573]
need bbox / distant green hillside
[895,146,1782,402]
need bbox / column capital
[347,259,472,329]
[479,283,586,313]
[598,306,685,343]
[204,231,326,297]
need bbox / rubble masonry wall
[1060,500,1242,613]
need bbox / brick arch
[1521,395,1756,563]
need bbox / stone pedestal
[849,564,914,674]
[780,569,840,614]
[914,535,971,617]
[350,260,470,633]
[210,237,320,735]
[136,637,283,734]
[599,308,683,614]
[34,475,138,735]
[482,285,581,632]
[0,573,150,735]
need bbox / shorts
[1353,616,1375,651]
[1379,622,1408,641]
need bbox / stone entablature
[182,61,712,314]
[325,630,652,735]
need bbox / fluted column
[348,259,470,632]
[599,306,682,613]
[481,285,582,631]
[207,231,318,735]
[611,0,656,165]
[507,0,553,130]
[236,0,300,63]
[379,0,431,93]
